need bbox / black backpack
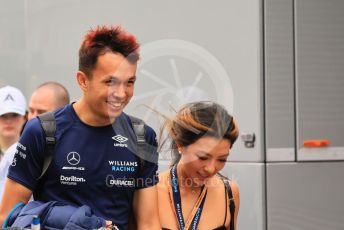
[37,112,147,179]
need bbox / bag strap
[128,115,146,175]
[223,178,235,230]
[37,112,56,180]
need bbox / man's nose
[112,84,126,99]
[28,111,38,120]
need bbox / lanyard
[169,165,207,230]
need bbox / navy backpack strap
[37,112,56,180]
[128,115,146,174]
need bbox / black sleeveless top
[162,177,235,230]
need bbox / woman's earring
[178,148,182,154]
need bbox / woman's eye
[198,156,208,161]
[218,159,227,163]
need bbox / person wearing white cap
[0,82,69,201]
[0,86,27,161]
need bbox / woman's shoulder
[208,175,239,198]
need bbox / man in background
[0,82,70,200]
[28,81,70,120]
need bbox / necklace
[179,184,201,196]
[176,165,203,195]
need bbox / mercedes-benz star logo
[67,152,80,166]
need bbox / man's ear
[76,71,89,92]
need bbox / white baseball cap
[0,85,27,116]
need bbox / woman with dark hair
[157,101,240,230]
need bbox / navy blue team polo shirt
[8,104,159,229]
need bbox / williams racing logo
[112,134,128,147]
[109,160,138,172]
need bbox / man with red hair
[0,25,160,229]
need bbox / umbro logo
[112,135,128,143]
[112,135,128,147]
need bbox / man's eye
[106,79,117,85]
[127,80,135,86]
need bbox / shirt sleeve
[135,125,159,189]
[7,118,46,191]
[0,143,17,199]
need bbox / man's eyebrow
[106,75,136,80]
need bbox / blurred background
[1,0,344,229]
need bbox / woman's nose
[203,162,217,175]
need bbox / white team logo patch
[11,157,17,167]
[67,152,80,166]
[60,175,86,186]
[112,135,128,143]
[112,135,128,147]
